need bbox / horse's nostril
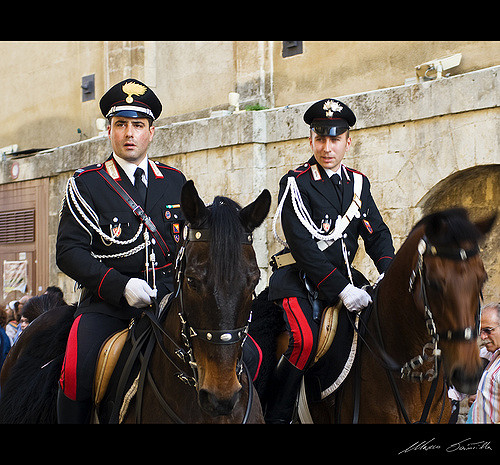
[450,367,483,395]
[198,388,241,417]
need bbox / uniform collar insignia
[149,159,164,179]
[310,164,322,181]
[122,81,147,104]
[323,100,343,118]
[105,159,121,180]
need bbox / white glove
[339,283,372,312]
[123,278,157,308]
[375,272,385,285]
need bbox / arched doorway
[418,164,500,302]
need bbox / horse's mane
[0,305,75,423]
[207,196,244,290]
[412,207,482,247]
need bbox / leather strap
[98,169,170,254]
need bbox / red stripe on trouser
[282,297,313,370]
[59,314,82,401]
[247,334,263,382]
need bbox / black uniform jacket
[268,156,394,304]
[56,154,187,320]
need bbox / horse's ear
[239,189,271,232]
[181,180,209,227]
[474,211,497,237]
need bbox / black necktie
[134,167,147,207]
[331,173,343,202]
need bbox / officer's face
[309,130,351,171]
[108,116,155,165]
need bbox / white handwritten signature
[399,437,493,454]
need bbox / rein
[112,223,255,423]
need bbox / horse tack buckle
[176,372,197,387]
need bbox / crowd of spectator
[0,287,66,373]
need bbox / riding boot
[264,355,304,424]
[57,386,92,424]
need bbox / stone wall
[1,65,498,303]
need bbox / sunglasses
[480,324,500,336]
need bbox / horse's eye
[186,276,202,292]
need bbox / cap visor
[311,125,348,136]
[109,109,152,119]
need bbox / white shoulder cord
[273,177,332,247]
[272,175,361,246]
[272,172,363,286]
[64,176,145,259]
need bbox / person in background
[5,301,20,346]
[12,296,30,344]
[0,308,11,372]
[469,302,500,423]
[43,286,66,305]
[16,292,67,338]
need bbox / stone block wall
[1,66,498,303]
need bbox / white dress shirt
[112,153,149,187]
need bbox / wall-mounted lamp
[415,53,462,82]
[81,74,95,102]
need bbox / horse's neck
[375,227,429,362]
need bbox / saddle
[92,294,175,423]
[314,300,342,364]
[93,326,130,405]
[309,283,376,387]
[91,314,155,423]
[297,284,377,423]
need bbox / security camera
[415,53,462,81]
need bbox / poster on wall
[3,260,28,299]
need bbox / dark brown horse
[118,181,270,423]
[306,208,496,423]
[0,181,270,423]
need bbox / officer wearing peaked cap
[263,98,395,423]
[99,78,163,121]
[303,97,356,135]
[56,79,187,423]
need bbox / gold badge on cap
[323,100,343,118]
[122,81,147,104]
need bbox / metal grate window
[0,209,35,243]
[282,41,303,58]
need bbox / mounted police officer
[56,79,187,423]
[265,98,395,423]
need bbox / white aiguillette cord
[272,172,363,254]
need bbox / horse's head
[178,180,271,416]
[410,208,496,394]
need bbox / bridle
[404,234,481,382]
[173,224,255,387]
[116,222,256,423]
[349,233,483,423]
